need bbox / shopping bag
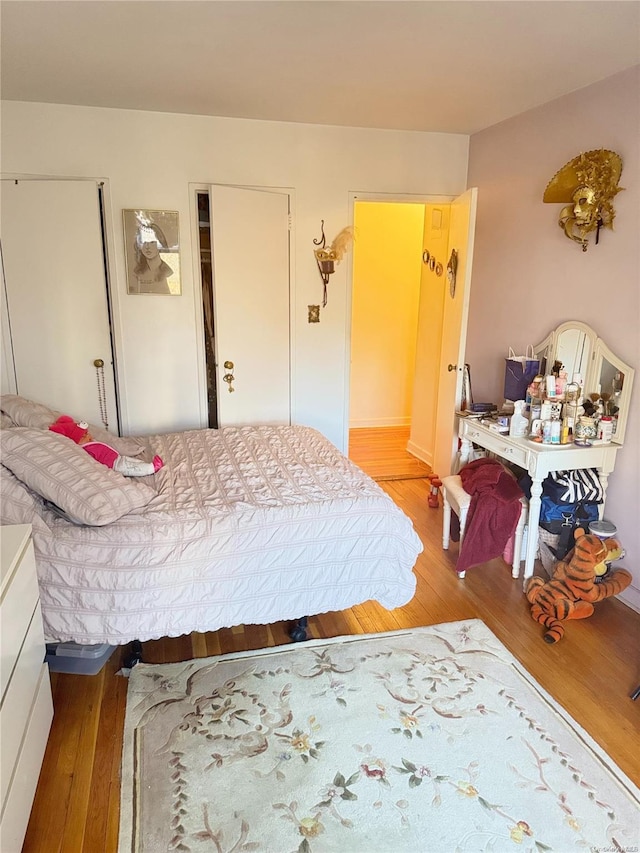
[504,346,540,402]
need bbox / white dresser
[458,418,621,583]
[1,524,53,852]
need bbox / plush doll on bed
[49,415,163,476]
[525,527,631,643]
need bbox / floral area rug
[119,620,639,852]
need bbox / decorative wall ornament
[447,248,458,297]
[423,249,444,277]
[313,220,355,307]
[543,149,623,252]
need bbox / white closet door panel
[1,180,116,427]
[210,185,290,426]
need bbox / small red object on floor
[428,475,442,508]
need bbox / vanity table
[458,421,620,582]
[458,321,634,585]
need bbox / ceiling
[1,1,639,135]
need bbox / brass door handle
[223,360,235,392]
[448,364,457,372]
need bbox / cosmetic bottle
[509,400,529,438]
[556,370,568,398]
[598,416,613,443]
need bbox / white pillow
[0,428,155,526]
[0,464,42,525]
[0,394,146,457]
[0,395,55,429]
[0,412,16,430]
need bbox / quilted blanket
[1,425,422,644]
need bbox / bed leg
[289,617,309,642]
[124,640,143,669]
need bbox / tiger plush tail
[526,577,566,644]
[528,603,565,643]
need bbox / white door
[210,185,291,426]
[432,188,478,477]
[0,180,118,428]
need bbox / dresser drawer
[0,604,48,808]
[462,425,529,468]
[1,536,39,701]
[0,664,53,853]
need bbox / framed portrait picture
[123,209,181,295]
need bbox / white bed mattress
[2,425,422,645]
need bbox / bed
[0,395,422,646]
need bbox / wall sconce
[543,149,623,252]
[313,220,354,307]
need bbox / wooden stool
[441,474,528,579]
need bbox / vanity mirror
[534,321,634,444]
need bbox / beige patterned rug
[119,620,639,852]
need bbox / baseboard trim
[619,584,640,614]
[349,418,411,428]
[406,439,433,468]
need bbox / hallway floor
[348,425,432,481]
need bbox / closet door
[210,185,290,426]
[1,180,118,428]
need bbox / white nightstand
[1,524,53,852]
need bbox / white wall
[0,101,469,449]
[467,67,640,609]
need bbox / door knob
[448,363,457,372]
[223,360,235,392]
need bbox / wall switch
[308,305,320,323]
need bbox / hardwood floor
[23,471,640,851]
[349,425,432,480]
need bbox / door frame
[0,173,126,432]
[189,183,296,430]
[343,191,458,454]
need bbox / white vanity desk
[457,418,620,583]
[457,320,634,586]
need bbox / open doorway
[347,196,458,481]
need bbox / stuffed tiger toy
[525,527,631,643]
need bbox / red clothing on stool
[456,457,524,573]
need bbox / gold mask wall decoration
[543,149,623,252]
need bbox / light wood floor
[23,455,640,851]
[349,425,432,480]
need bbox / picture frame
[123,209,181,295]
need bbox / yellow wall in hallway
[350,201,425,427]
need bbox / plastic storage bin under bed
[45,642,115,675]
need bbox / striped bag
[545,468,603,504]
